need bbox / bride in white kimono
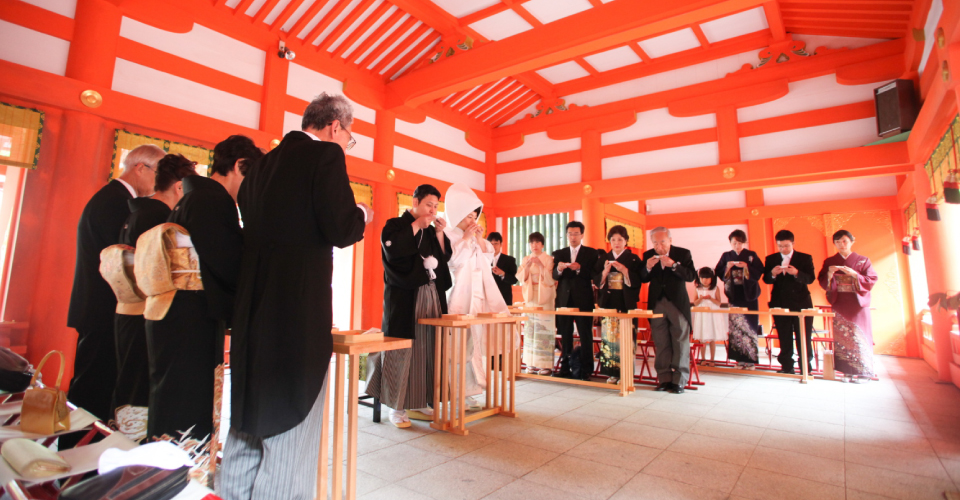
[443,184,509,410]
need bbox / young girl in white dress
[692,267,727,366]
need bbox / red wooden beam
[386,31,440,79]
[269,0,307,32]
[252,0,283,24]
[467,80,520,117]
[490,93,540,127]
[763,1,786,39]
[356,16,418,67]
[475,84,526,122]
[372,24,432,74]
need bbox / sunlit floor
[319,356,960,500]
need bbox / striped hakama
[365,281,440,410]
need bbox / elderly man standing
[219,94,371,500]
[67,144,163,425]
[640,227,696,394]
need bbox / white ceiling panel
[244,0,270,16]
[737,75,884,123]
[497,163,582,193]
[647,191,746,215]
[431,0,500,18]
[615,201,640,211]
[281,0,319,33]
[263,0,294,25]
[497,131,581,163]
[762,177,897,206]
[326,0,384,52]
[699,7,768,44]
[602,108,716,145]
[524,0,593,24]
[638,28,701,58]
[536,61,591,84]
[584,46,643,72]
[601,142,719,179]
[19,0,76,18]
[739,118,878,162]
[469,9,534,41]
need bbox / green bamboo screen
[507,212,570,259]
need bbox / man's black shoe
[669,384,685,394]
[554,371,573,379]
[654,382,670,391]
[776,368,795,374]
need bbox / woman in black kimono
[113,154,196,417]
[593,225,641,384]
[714,229,764,370]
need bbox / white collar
[116,178,137,198]
[303,131,321,142]
[781,250,794,260]
[571,244,581,253]
[494,252,501,261]
[612,249,624,259]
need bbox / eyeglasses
[328,122,356,151]
[140,163,158,175]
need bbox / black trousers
[67,324,117,422]
[145,291,223,441]
[556,308,594,378]
[113,313,150,411]
[774,315,814,371]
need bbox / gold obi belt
[607,271,624,290]
[134,223,203,321]
[99,244,146,315]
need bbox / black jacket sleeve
[672,249,696,282]
[499,255,518,285]
[312,145,365,249]
[795,253,816,286]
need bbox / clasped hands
[557,261,581,272]
[827,265,857,281]
[645,254,675,270]
[771,265,799,276]
[412,213,447,234]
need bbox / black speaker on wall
[874,79,918,138]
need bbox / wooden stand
[510,309,661,396]
[690,308,834,384]
[318,336,411,500]
[419,316,524,436]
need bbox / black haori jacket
[230,132,366,437]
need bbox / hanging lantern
[912,233,921,251]
[945,170,960,204]
[902,237,912,255]
[926,195,942,221]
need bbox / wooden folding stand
[317,335,411,500]
[693,308,835,383]
[510,309,662,397]
[418,316,524,436]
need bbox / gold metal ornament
[80,90,102,108]
[269,138,280,149]
[583,184,593,195]
[751,208,760,216]
[937,27,946,48]
[386,169,396,181]
[723,166,736,179]
[944,61,950,82]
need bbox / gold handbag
[20,351,70,436]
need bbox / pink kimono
[817,252,878,376]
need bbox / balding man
[639,227,696,394]
[67,144,164,423]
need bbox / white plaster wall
[120,17,266,85]
[739,118,878,162]
[647,191,746,215]
[393,146,485,190]
[0,20,69,75]
[602,108,716,145]
[19,0,75,17]
[562,50,758,107]
[286,63,377,123]
[395,117,485,162]
[762,177,897,206]
[497,131,581,163]
[737,75,885,123]
[496,162,581,192]
[614,201,639,212]
[602,142,719,179]
[112,59,261,128]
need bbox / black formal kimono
[639,246,696,387]
[112,198,170,413]
[492,253,518,306]
[366,210,452,411]
[230,133,366,437]
[593,249,641,378]
[145,176,242,440]
[67,179,132,422]
[715,249,764,365]
[763,250,815,372]
[552,245,599,379]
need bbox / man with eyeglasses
[219,93,371,500]
[66,144,164,434]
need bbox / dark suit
[145,175,242,440]
[67,179,132,422]
[232,132,366,437]
[639,246,696,386]
[492,253,518,306]
[552,245,599,378]
[763,251,815,372]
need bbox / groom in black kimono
[366,184,452,428]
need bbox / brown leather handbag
[20,351,70,435]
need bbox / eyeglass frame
[328,121,356,151]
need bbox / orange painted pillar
[914,166,960,382]
[25,111,113,387]
[745,189,771,331]
[259,51,288,136]
[717,106,740,165]
[361,110,396,330]
[65,0,122,87]
[580,129,604,247]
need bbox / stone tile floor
[330,356,960,500]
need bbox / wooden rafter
[454,79,503,111]
[318,0,378,52]
[373,24,431,74]
[461,78,512,114]
[386,32,440,79]
[252,0,283,24]
[467,80,521,117]
[347,10,406,63]
[476,85,527,122]
[269,0,307,32]
[233,0,257,16]
[763,1,786,39]
[302,0,353,46]
[491,92,540,127]
[331,2,393,58]
[356,16,418,67]
[287,0,332,38]
[691,24,711,47]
